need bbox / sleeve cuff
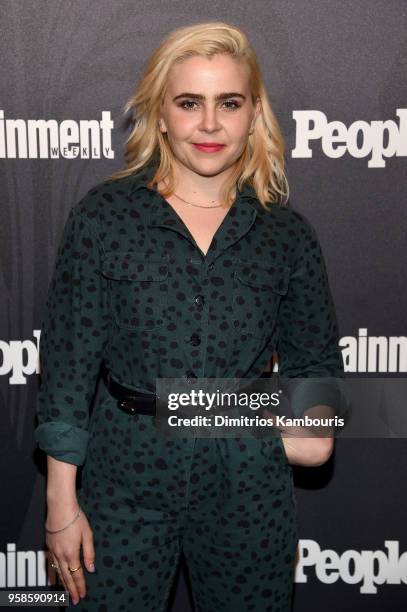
[284,378,351,430]
[34,422,89,466]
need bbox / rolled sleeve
[34,205,109,465]
[276,215,345,423]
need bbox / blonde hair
[108,21,289,209]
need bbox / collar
[125,162,260,261]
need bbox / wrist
[45,505,82,533]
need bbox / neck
[169,160,236,201]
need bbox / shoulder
[69,176,134,223]
[254,202,326,270]
[62,172,151,242]
[259,202,319,241]
[63,170,152,245]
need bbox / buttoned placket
[127,167,259,382]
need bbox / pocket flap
[101,253,168,281]
[235,261,290,295]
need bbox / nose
[199,105,221,132]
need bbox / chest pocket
[101,252,169,331]
[233,260,290,337]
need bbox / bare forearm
[46,455,78,504]
[263,405,336,467]
[282,435,334,467]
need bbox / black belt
[102,367,272,417]
[102,368,156,416]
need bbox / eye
[178,100,199,110]
[177,99,242,111]
[222,100,241,111]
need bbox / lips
[192,143,225,153]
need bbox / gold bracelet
[45,508,81,534]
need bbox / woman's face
[159,53,261,179]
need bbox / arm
[35,203,109,604]
[270,213,344,466]
[44,455,94,606]
[46,456,77,507]
[35,206,109,465]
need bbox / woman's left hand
[263,406,335,467]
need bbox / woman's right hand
[45,501,95,606]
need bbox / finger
[82,527,96,573]
[51,556,67,591]
[59,560,81,605]
[67,556,86,599]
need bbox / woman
[35,21,343,611]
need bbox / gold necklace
[172,192,223,209]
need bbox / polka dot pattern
[35,162,343,610]
[75,383,298,611]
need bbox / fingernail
[72,599,79,605]
[88,563,95,572]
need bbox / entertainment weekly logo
[292,108,407,167]
[0,328,406,384]
[1,541,406,592]
[0,544,60,588]
[0,110,114,159]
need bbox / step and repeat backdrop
[0,1,406,610]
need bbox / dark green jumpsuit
[35,162,343,611]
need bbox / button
[208,262,214,271]
[194,294,205,306]
[190,333,201,346]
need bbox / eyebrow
[172,92,247,102]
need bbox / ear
[249,99,262,133]
[253,97,261,122]
[158,118,167,133]
[249,99,262,134]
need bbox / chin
[188,159,235,177]
[194,167,226,177]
